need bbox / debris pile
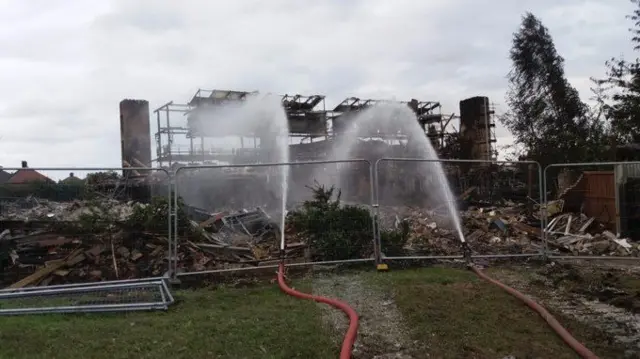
[544,211,639,256]
[377,203,542,255]
[377,199,640,257]
[2,188,638,287]
[178,207,307,272]
[0,228,168,288]
[0,199,305,288]
[1,197,137,222]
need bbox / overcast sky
[0,0,636,176]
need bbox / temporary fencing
[373,158,544,261]
[0,167,173,315]
[543,161,640,260]
[172,159,377,278]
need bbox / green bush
[0,182,88,201]
[380,219,410,257]
[287,184,409,261]
[126,195,192,235]
[50,195,192,237]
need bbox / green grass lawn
[367,267,627,359]
[0,267,630,359]
[0,283,337,359]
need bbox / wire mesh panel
[287,160,376,265]
[0,278,174,315]
[0,167,171,289]
[374,159,543,259]
[173,160,375,276]
[543,162,640,259]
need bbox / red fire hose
[277,262,359,359]
[470,265,599,359]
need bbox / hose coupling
[462,242,472,265]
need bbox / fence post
[372,159,388,270]
[368,161,382,267]
[171,167,180,282]
[542,164,550,260]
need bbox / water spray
[279,209,287,254]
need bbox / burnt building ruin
[152,89,463,167]
[122,89,504,210]
[120,99,152,171]
[459,96,497,163]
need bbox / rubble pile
[378,199,640,257]
[1,197,138,222]
[0,199,305,288]
[178,207,306,272]
[1,191,638,288]
[544,211,639,256]
[378,203,541,255]
[0,227,168,288]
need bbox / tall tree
[597,0,640,143]
[501,13,606,166]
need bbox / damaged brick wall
[459,96,492,166]
[120,99,152,174]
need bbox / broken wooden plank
[191,242,252,252]
[564,215,573,235]
[578,217,595,233]
[7,248,84,289]
[512,222,542,238]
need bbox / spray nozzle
[461,241,472,264]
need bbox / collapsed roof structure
[145,88,495,168]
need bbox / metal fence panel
[172,159,376,277]
[0,277,174,315]
[543,162,640,260]
[0,167,173,314]
[373,158,544,261]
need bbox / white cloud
[0,0,636,174]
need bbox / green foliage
[501,12,608,166]
[595,0,640,144]
[0,181,88,201]
[126,195,191,234]
[287,184,408,261]
[76,208,113,233]
[0,170,124,202]
[86,171,121,185]
[53,195,189,236]
[53,199,119,235]
[380,219,410,257]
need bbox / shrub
[379,219,410,257]
[126,195,192,234]
[287,184,409,261]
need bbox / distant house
[0,167,11,184]
[61,172,84,185]
[6,161,54,184]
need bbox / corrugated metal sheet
[582,171,616,226]
[617,163,640,180]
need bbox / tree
[597,0,640,143]
[501,13,607,166]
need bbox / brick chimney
[21,161,27,168]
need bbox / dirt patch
[537,262,640,313]
[311,272,419,359]
[489,262,640,357]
